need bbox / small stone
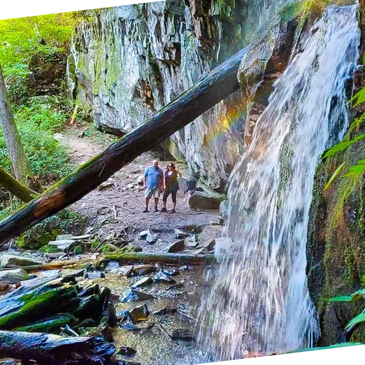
[209,221,221,226]
[132,265,156,276]
[152,272,176,284]
[184,236,198,248]
[0,269,29,284]
[129,304,149,323]
[146,234,158,244]
[85,271,105,279]
[97,182,114,191]
[117,310,130,321]
[127,184,134,189]
[167,240,185,253]
[174,229,188,239]
[170,329,194,342]
[154,307,177,316]
[121,289,155,303]
[201,239,215,251]
[62,269,85,279]
[167,282,184,290]
[139,230,151,239]
[105,261,120,271]
[162,268,179,276]
[48,240,76,252]
[120,323,154,331]
[192,247,209,256]
[118,347,137,357]
[131,277,153,289]
[0,282,9,291]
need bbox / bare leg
[154,198,159,211]
[144,198,150,212]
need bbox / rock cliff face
[67,0,288,192]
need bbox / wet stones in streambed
[129,304,150,323]
[139,229,158,244]
[121,289,155,303]
[117,310,130,322]
[131,277,153,289]
[174,229,189,239]
[0,269,30,284]
[153,307,177,316]
[167,282,184,290]
[170,329,194,342]
[118,347,137,357]
[120,323,155,332]
[0,254,43,269]
[167,240,185,253]
[131,265,157,277]
[162,268,179,276]
[85,271,106,279]
[152,272,176,284]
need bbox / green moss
[15,314,76,333]
[0,286,77,330]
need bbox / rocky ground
[0,126,228,365]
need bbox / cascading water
[198,4,360,361]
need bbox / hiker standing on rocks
[143,160,164,213]
[161,162,182,214]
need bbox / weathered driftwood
[102,252,215,265]
[0,331,115,365]
[0,166,38,202]
[0,47,247,246]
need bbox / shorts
[145,187,161,199]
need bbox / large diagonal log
[0,47,247,246]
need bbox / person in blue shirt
[143,160,164,213]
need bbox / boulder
[201,239,215,251]
[167,240,185,253]
[0,254,43,269]
[199,225,224,244]
[188,191,223,210]
[152,272,176,284]
[0,269,30,284]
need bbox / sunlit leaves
[324,163,345,191]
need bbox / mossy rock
[15,314,77,334]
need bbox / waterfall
[198,4,360,361]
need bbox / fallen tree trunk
[0,47,247,246]
[0,331,115,365]
[102,252,215,265]
[0,166,38,202]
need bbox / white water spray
[198,4,360,360]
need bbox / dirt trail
[62,128,220,252]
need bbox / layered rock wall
[67,0,288,191]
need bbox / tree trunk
[0,166,38,202]
[0,63,32,184]
[0,47,247,246]
[102,252,216,265]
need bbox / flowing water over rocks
[198,4,360,361]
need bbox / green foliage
[324,162,345,191]
[323,133,365,159]
[329,289,365,303]
[346,313,365,330]
[279,342,365,357]
[0,96,71,179]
